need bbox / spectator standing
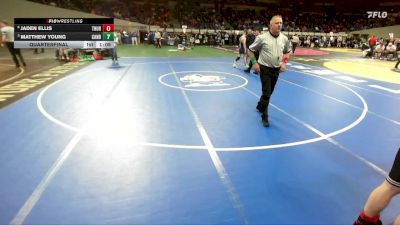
[291,34,299,53]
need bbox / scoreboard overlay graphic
[14,18,115,49]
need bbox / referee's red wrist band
[283,55,289,64]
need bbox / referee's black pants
[257,65,280,119]
[5,42,25,67]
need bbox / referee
[0,20,26,68]
[248,15,291,127]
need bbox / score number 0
[102,24,114,32]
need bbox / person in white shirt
[177,43,191,51]
[131,30,138,45]
[291,34,299,53]
[233,31,247,68]
[322,35,327,47]
[337,35,342,48]
[189,35,195,48]
[154,31,162,48]
[329,35,334,47]
[112,31,118,64]
[0,20,26,68]
[374,42,385,59]
[386,42,397,54]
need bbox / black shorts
[386,148,400,188]
[239,46,245,54]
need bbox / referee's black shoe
[261,114,269,127]
[256,103,265,113]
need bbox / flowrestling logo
[367,11,388,18]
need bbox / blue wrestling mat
[0,57,399,224]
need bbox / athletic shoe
[261,114,269,127]
[353,216,382,225]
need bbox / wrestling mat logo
[179,74,231,88]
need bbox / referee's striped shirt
[1,26,14,42]
[249,32,291,68]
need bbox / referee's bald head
[269,15,282,25]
